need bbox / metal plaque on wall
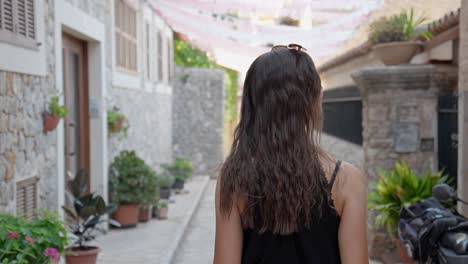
[394,123,420,153]
[89,97,101,119]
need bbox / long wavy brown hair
[219,47,329,235]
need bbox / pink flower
[43,247,61,263]
[6,232,19,239]
[25,236,36,243]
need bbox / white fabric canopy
[154,0,383,72]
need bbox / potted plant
[62,169,116,264]
[109,151,156,227]
[156,201,169,220]
[368,161,451,263]
[44,96,69,132]
[163,158,193,191]
[138,166,159,223]
[0,211,68,263]
[369,8,432,65]
[158,172,175,200]
[107,108,129,136]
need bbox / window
[146,22,150,80]
[167,38,171,83]
[157,31,163,81]
[0,0,37,49]
[115,0,137,73]
[16,177,38,220]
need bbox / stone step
[97,176,210,264]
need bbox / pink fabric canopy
[154,0,382,72]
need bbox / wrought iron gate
[322,86,363,145]
[438,94,458,184]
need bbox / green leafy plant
[0,211,68,264]
[48,96,69,118]
[107,108,129,137]
[158,201,169,208]
[158,172,175,189]
[368,8,432,44]
[368,161,451,237]
[163,158,193,181]
[109,151,159,206]
[63,169,116,250]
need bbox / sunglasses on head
[271,43,307,52]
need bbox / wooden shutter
[1,0,15,33]
[0,0,36,49]
[157,31,163,81]
[16,177,38,220]
[146,23,150,79]
[115,0,137,73]
[167,38,170,83]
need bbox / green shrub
[48,96,69,118]
[109,151,159,206]
[163,158,193,181]
[158,172,175,189]
[368,161,451,237]
[0,211,68,264]
[368,8,432,44]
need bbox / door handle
[69,123,76,156]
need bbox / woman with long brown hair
[214,44,368,264]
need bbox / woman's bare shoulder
[336,161,367,200]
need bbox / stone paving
[97,176,209,264]
[173,180,216,263]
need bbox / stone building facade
[173,67,225,177]
[0,0,174,216]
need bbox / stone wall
[352,64,458,258]
[0,0,57,214]
[104,0,174,171]
[353,65,458,179]
[173,67,225,177]
[107,88,173,169]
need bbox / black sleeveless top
[242,160,342,264]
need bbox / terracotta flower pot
[109,116,125,133]
[157,206,169,220]
[172,179,185,190]
[43,111,61,132]
[372,41,421,65]
[65,246,100,264]
[396,238,414,263]
[138,205,152,222]
[112,204,139,227]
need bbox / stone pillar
[172,67,225,177]
[458,0,468,215]
[352,64,458,257]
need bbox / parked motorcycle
[398,183,468,264]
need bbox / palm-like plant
[63,169,117,249]
[402,8,433,40]
[368,8,433,44]
[368,161,451,237]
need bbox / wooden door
[62,33,90,192]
